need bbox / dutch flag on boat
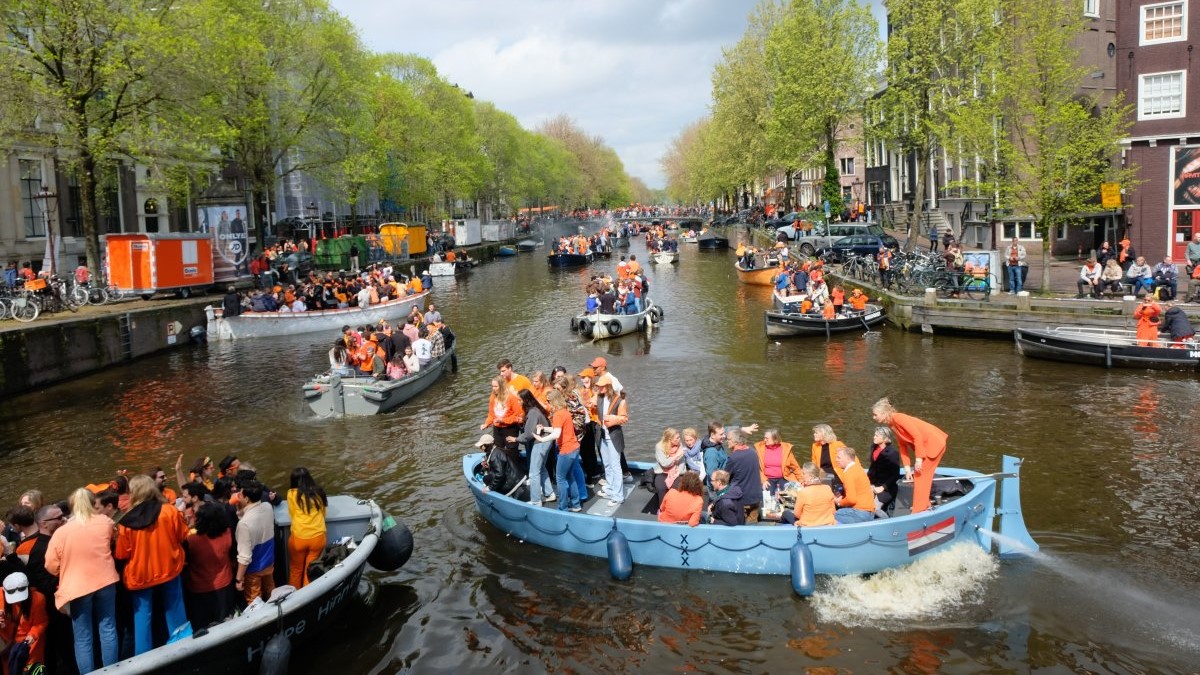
[907,516,955,556]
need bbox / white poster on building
[199,205,248,272]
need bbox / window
[1139,70,1186,119]
[1001,222,1038,240]
[1084,0,1099,18]
[1141,2,1186,45]
[840,157,855,175]
[1056,223,1069,240]
[19,160,44,238]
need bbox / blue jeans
[571,457,588,503]
[555,450,581,510]
[1133,277,1154,295]
[528,440,556,502]
[1007,264,1022,293]
[70,582,119,673]
[598,436,623,502]
[835,507,875,525]
[130,575,187,655]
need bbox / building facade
[1119,0,1200,263]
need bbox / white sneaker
[623,474,634,483]
[544,493,557,503]
[607,500,622,507]
[529,500,542,507]
[568,506,582,513]
[598,479,609,487]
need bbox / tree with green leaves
[765,0,881,215]
[956,0,1135,292]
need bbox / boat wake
[811,543,998,627]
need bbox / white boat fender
[367,513,414,571]
[259,632,291,675]
[790,538,815,597]
[606,526,633,580]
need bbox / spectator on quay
[1118,237,1136,270]
[45,488,120,673]
[928,223,940,252]
[1125,256,1154,296]
[1099,258,1125,296]
[234,481,275,604]
[1005,237,1027,294]
[1096,241,1116,267]
[1077,257,1102,298]
[1153,257,1179,300]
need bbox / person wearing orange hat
[589,357,622,394]
[593,373,629,505]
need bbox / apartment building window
[1141,2,1186,45]
[1084,0,1099,18]
[839,157,855,176]
[19,160,45,238]
[1139,70,1186,119]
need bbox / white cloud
[329,0,751,189]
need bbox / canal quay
[2,231,1197,673]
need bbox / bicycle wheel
[71,285,89,306]
[88,286,109,305]
[0,298,9,320]
[963,278,989,300]
[106,285,125,301]
[933,277,955,298]
[11,297,39,322]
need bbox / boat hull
[428,261,469,276]
[650,252,678,264]
[697,236,729,250]
[547,252,594,268]
[496,246,518,257]
[302,347,455,417]
[466,454,1026,577]
[571,302,661,339]
[97,496,384,675]
[516,239,541,252]
[764,305,886,337]
[206,291,429,340]
[736,263,783,286]
[1015,326,1200,369]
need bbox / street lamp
[306,201,319,239]
[34,186,59,276]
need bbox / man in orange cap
[589,357,622,394]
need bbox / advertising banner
[199,205,249,273]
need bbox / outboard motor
[189,325,207,344]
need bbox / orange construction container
[105,233,215,297]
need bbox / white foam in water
[811,543,998,627]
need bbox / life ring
[650,306,663,322]
[606,319,622,336]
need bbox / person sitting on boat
[724,429,764,524]
[822,299,836,320]
[652,428,686,509]
[810,424,848,492]
[386,354,407,380]
[585,290,599,315]
[1153,257,1179,300]
[598,284,618,314]
[1160,301,1197,346]
[1126,256,1154,296]
[657,472,704,527]
[809,279,829,308]
[328,338,352,377]
[1134,294,1163,346]
[754,429,802,496]
[681,428,705,479]
[833,447,875,524]
[401,345,420,375]
[868,426,902,517]
[621,283,639,315]
[1077,257,1103,298]
[0,571,50,674]
[707,470,744,526]
[779,463,835,527]
[774,268,792,294]
[479,434,525,500]
[872,397,948,514]
[848,288,868,312]
[413,328,433,368]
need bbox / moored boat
[465,453,1037,596]
[516,239,542,252]
[650,251,678,265]
[302,347,456,417]
[97,496,413,674]
[735,262,785,287]
[680,235,698,244]
[496,245,518,257]
[697,234,729,250]
[206,291,430,340]
[547,252,595,269]
[764,304,886,337]
[428,261,470,276]
[1014,326,1200,369]
[571,301,663,339]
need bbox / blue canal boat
[465,454,1036,595]
[547,251,594,268]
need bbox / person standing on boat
[867,427,902,517]
[286,468,327,589]
[724,429,764,524]
[534,390,583,513]
[593,374,628,506]
[871,398,948,514]
[514,390,556,508]
[1134,294,1163,346]
[481,376,524,455]
[570,370,603,486]
[498,359,532,395]
[235,481,275,604]
[423,302,442,325]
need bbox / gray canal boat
[302,347,456,417]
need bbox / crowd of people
[221,263,429,319]
[0,459,330,674]
[475,355,949,530]
[582,257,649,316]
[325,303,455,380]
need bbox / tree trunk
[904,146,929,253]
[783,169,793,213]
[1040,216,1052,293]
[77,147,103,283]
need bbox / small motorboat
[680,234,698,244]
[516,239,542,252]
[548,251,595,268]
[206,291,429,340]
[465,453,1037,597]
[570,301,663,339]
[735,261,785,287]
[764,304,887,337]
[697,234,729,250]
[1014,326,1200,369]
[650,251,678,265]
[96,497,412,674]
[302,347,456,416]
[496,245,518,257]
[428,261,470,276]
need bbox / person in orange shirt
[822,300,836,319]
[831,285,845,314]
[1134,294,1162,346]
[754,428,802,494]
[481,375,523,451]
[0,572,49,674]
[848,288,868,311]
[780,463,835,527]
[833,447,876,523]
[529,371,550,406]
[872,397,948,513]
[657,472,704,526]
[498,358,532,395]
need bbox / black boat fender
[570,316,578,332]
[650,306,663,322]
[368,513,414,571]
[606,319,622,336]
[259,632,291,675]
[578,317,594,335]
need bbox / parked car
[817,233,901,263]
[781,222,889,255]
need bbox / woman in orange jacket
[754,429,802,495]
[1134,295,1162,346]
[810,424,848,487]
[0,572,49,674]
[872,397,948,513]
[481,375,524,450]
[115,475,190,655]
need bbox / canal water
[2,233,1199,673]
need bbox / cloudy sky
[330,1,886,189]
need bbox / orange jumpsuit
[1134,301,1162,346]
[888,412,948,513]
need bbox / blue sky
[330,0,887,189]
